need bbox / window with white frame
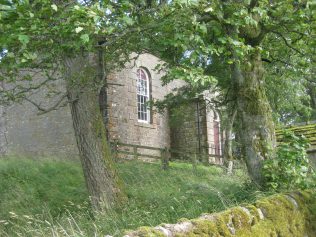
[137,68,151,123]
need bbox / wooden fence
[110,141,223,169]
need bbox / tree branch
[272,31,305,56]
[24,93,68,115]
[269,55,294,67]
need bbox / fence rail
[110,141,223,168]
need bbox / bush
[263,130,316,191]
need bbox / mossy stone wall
[122,190,316,237]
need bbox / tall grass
[0,158,263,236]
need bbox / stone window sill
[135,121,156,129]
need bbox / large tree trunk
[233,50,276,186]
[64,54,126,211]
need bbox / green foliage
[263,30,315,124]
[0,0,145,102]
[263,131,316,191]
[145,0,315,125]
[0,158,261,237]
[162,66,217,88]
[147,2,315,186]
[276,123,316,148]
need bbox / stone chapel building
[0,53,222,162]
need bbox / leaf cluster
[0,0,152,104]
[144,0,315,125]
[263,130,316,191]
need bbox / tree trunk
[223,108,237,175]
[64,54,126,211]
[233,50,276,186]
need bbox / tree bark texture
[233,50,276,186]
[64,54,126,211]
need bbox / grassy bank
[0,158,263,236]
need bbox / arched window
[137,68,151,123]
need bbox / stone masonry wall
[169,98,222,163]
[123,190,316,237]
[1,53,187,158]
[169,100,208,160]
[107,53,186,153]
[3,78,79,159]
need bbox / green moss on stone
[132,226,166,237]
[125,190,316,237]
[213,212,232,236]
[230,207,251,229]
[289,190,316,235]
[252,191,315,237]
[244,204,260,225]
[187,219,220,236]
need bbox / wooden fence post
[227,160,234,175]
[133,146,138,160]
[161,147,169,170]
[191,153,197,172]
[204,153,209,165]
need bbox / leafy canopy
[140,0,315,124]
[0,0,154,103]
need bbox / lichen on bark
[233,49,276,186]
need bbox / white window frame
[136,68,151,123]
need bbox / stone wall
[169,100,208,160]
[122,190,316,237]
[3,78,79,159]
[0,53,188,158]
[107,53,186,152]
[0,53,219,159]
[169,98,222,163]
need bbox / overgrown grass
[0,157,264,236]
